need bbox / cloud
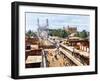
[26,12,90,32]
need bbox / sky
[25,12,90,32]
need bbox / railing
[48,38,89,65]
[60,44,89,65]
[41,50,48,67]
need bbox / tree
[79,30,88,38]
[62,30,68,38]
[48,29,69,38]
[26,30,37,37]
[75,32,80,37]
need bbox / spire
[37,18,40,27]
[46,19,49,26]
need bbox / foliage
[79,30,88,38]
[49,29,69,38]
[75,30,89,38]
[26,30,37,37]
[75,32,80,37]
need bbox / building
[67,37,89,53]
[37,18,49,39]
[64,26,77,34]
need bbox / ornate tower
[37,18,49,39]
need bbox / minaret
[37,18,40,27]
[37,18,40,38]
[46,19,49,27]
